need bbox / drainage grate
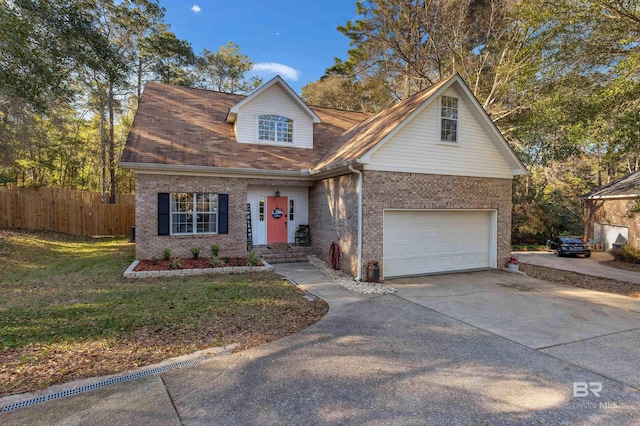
[2,348,233,413]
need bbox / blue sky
[160,0,360,93]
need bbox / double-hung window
[170,193,218,235]
[258,115,293,143]
[440,96,458,143]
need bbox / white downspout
[349,165,363,281]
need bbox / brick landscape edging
[123,259,273,278]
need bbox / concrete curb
[0,344,239,412]
[123,259,273,278]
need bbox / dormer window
[440,96,458,143]
[258,115,293,143]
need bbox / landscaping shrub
[190,247,200,259]
[246,251,261,267]
[210,254,225,268]
[610,245,640,264]
[169,257,183,269]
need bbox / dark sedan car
[547,236,592,257]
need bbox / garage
[383,210,497,278]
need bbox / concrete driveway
[515,251,640,284]
[3,265,640,425]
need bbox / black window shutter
[158,193,170,236]
[218,194,229,234]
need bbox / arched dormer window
[258,115,293,143]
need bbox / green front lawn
[0,230,327,396]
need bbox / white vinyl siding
[383,210,496,277]
[366,87,513,179]
[247,186,309,245]
[235,84,313,148]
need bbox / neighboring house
[120,74,527,280]
[581,170,640,250]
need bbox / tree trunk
[108,83,116,204]
[100,99,107,204]
[137,56,143,106]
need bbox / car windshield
[560,237,584,244]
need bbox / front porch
[247,185,310,247]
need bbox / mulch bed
[134,257,261,271]
[520,263,640,298]
[600,259,640,273]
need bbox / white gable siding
[366,87,513,179]
[235,85,314,149]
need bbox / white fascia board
[225,75,321,123]
[119,162,314,180]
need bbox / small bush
[246,252,261,267]
[163,248,171,261]
[191,247,200,259]
[209,255,226,268]
[610,245,640,264]
[211,244,220,257]
[151,257,158,265]
[169,257,183,270]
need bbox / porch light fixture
[275,188,280,198]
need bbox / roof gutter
[119,162,313,179]
[309,159,363,179]
[348,165,363,282]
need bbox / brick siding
[361,171,513,279]
[309,174,360,276]
[134,173,310,260]
[135,171,513,279]
[584,199,640,249]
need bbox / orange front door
[267,196,288,243]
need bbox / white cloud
[191,4,201,13]
[252,62,299,81]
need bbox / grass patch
[0,229,327,396]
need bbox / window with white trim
[170,193,218,234]
[440,96,458,143]
[258,115,293,143]
[289,199,295,221]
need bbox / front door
[267,196,288,243]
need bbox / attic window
[440,96,458,143]
[258,115,293,143]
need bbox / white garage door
[383,210,495,278]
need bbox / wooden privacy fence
[0,186,135,236]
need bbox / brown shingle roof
[313,75,455,170]
[581,171,640,199]
[120,82,370,172]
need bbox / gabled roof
[225,75,321,124]
[581,170,640,199]
[313,74,527,175]
[120,82,369,174]
[121,75,527,178]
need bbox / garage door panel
[384,210,493,277]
